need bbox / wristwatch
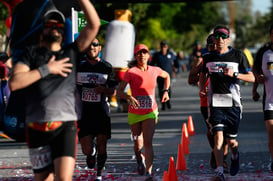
[233,72,239,78]
[163,89,169,93]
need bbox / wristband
[163,89,169,93]
[38,64,50,78]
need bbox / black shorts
[208,107,241,139]
[78,109,111,139]
[264,110,273,120]
[26,121,77,173]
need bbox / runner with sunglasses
[8,0,100,180]
[117,44,170,181]
[199,25,255,181]
[77,38,118,181]
[188,34,229,173]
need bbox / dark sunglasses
[214,33,229,40]
[136,50,149,55]
[91,42,100,47]
[44,22,64,29]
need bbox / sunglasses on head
[44,22,64,29]
[214,33,229,40]
[91,42,100,47]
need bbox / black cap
[194,40,200,46]
[160,40,168,46]
[44,10,65,23]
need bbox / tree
[0,1,272,54]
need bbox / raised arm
[76,0,101,52]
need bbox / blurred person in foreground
[8,0,100,180]
[117,44,170,181]
[0,52,10,130]
[252,24,273,172]
[77,38,118,181]
[199,25,254,181]
[188,34,229,173]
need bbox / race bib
[212,93,233,107]
[29,145,52,170]
[135,95,153,109]
[82,87,101,102]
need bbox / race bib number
[135,95,153,109]
[212,93,233,107]
[29,145,52,170]
[82,87,101,102]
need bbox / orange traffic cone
[168,157,178,181]
[187,115,195,135]
[182,130,189,154]
[182,123,190,144]
[0,132,11,139]
[163,170,169,181]
[176,143,187,170]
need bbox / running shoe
[166,102,171,109]
[94,176,102,181]
[137,153,146,175]
[230,151,240,176]
[223,160,229,173]
[145,172,153,181]
[161,106,166,111]
[210,151,217,169]
[213,172,225,181]
[86,143,97,169]
[137,160,145,175]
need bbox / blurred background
[0,0,272,58]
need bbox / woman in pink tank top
[117,44,170,180]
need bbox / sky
[252,0,271,14]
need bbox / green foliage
[0,1,272,54]
[0,3,9,35]
[134,2,225,53]
[139,18,167,48]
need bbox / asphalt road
[0,72,272,181]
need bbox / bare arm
[117,81,130,100]
[235,71,255,82]
[199,72,207,98]
[159,70,171,90]
[188,58,202,85]
[159,70,170,103]
[9,63,40,91]
[95,85,116,97]
[9,56,72,91]
[117,80,139,109]
[252,81,260,102]
[253,65,265,84]
[252,66,262,102]
[76,0,101,52]
[224,68,255,83]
